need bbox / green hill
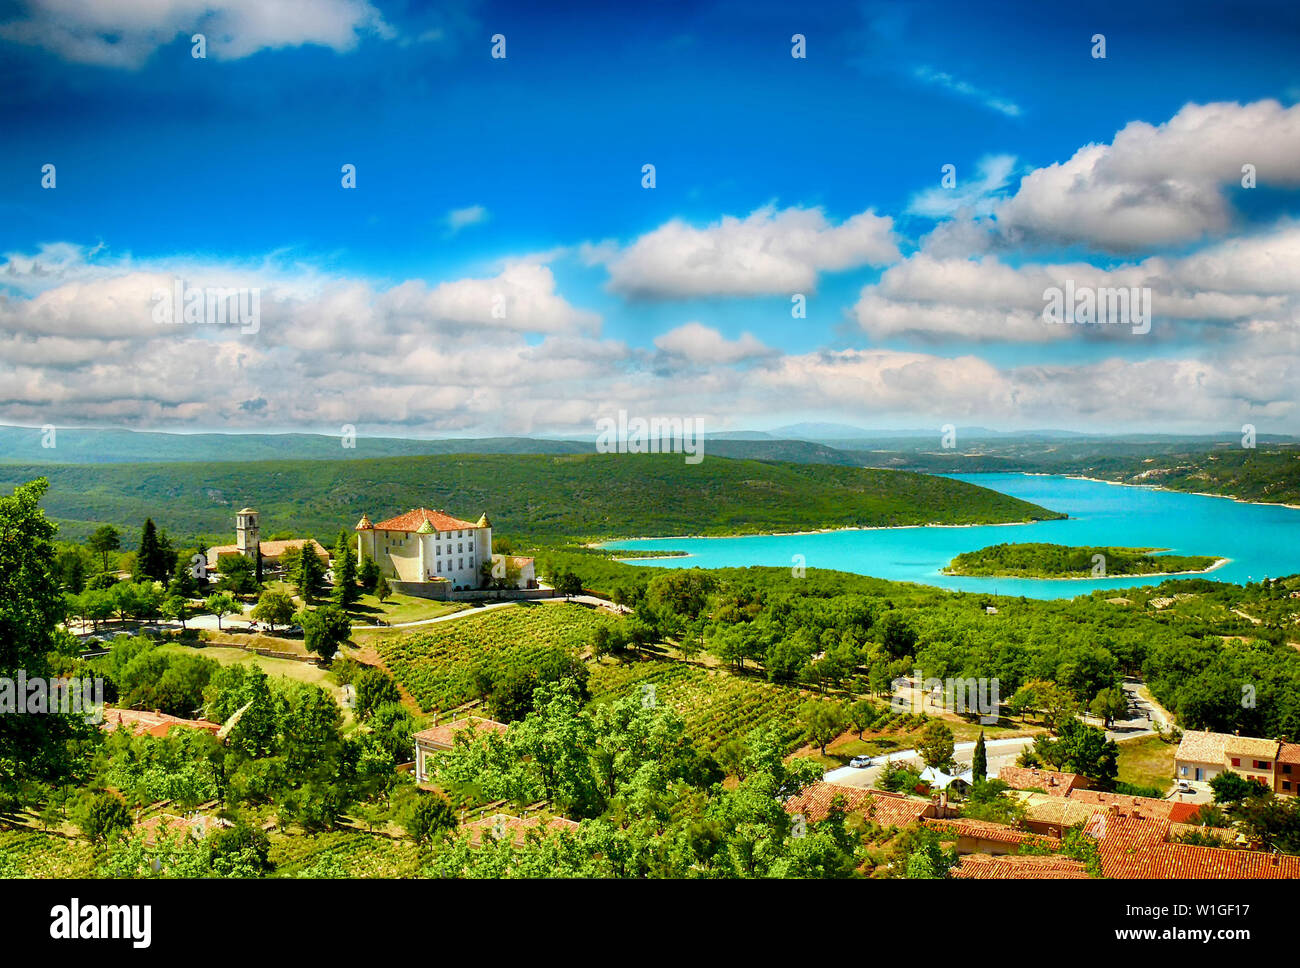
[944,542,1222,578]
[0,453,1064,545]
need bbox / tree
[375,576,392,604]
[1030,718,1118,787]
[75,791,131,844]
[133,518,170,583]
[251,590,294,631]
[87,525,121,573]
[161,595,191,629]
[55,548,88,594]
[167,552,199,599]
[204,592,240,630]
[1210,769,1271,806]
[401,792,456,844]
[848,699,878,739]
[353,666,402,720]
[298,604,351,662]
[799,700,847,755]
[295,545,326,603]
[1089,686,1129,728]
[0,478,85,793]
[217,554,259,595]
[918,720,956,770]
[358,557,380,593]
[972,730,988,783]
[555,569,584,600]
[331,531,359,608]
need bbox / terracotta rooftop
[1020,793,1101,828]
[370,508,481,533]
[998,767,1086,796]
[463,814,579,847]
[137,813,230,846]
[1094,814,1300,879]
[925,817,1059,849]
[1223,736,1280,760]
[783,782,935,826]
[1176,729,1227,763]
[1067,789,1185,822]
[1277,743,1300,765]
[207,538,328,567]
[101,707,221,738]
[952,853,1090,880]
[414,716,508,749]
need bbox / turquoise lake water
[602,473,1300,599]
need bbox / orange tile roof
[925,817,1060,849]
[783,782,935,826]
[1176,729,1227,763]
[952,853,1090,880]
[1223,736,1280,760]
[414,716,508,749]
[1278,743,1300,765]
[1095,814,1300,879]
[1068,789,1182,821]
[137,813,230,846]
[207,539,328,565]
[101,707,221,738]
[371,509,481,533]
[463,814,579,847]
[998,767,1086,796]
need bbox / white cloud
[996,100,1300,251]
[0,0,391,68]
[653,322,773,365]
[443,205,489,237]
[601,204,900,300]
[913,65,1021,118]
[908,155,1018,219]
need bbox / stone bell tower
[235,507,260,561]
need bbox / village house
[1276,743,1300,795]
[1175,729,1280,788]
[462,814,580,847]
[998,766,1090,797]
[205,508,329,575]
[413,715,509,783]
[355,508,536,598]
[101,707,222,738]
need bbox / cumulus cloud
[600,205,900,299]
[0,0,391,68]
[850,223,1300,343]
[653,322,774,366]
[996,100,1300,251]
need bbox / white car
[849,755,874,769]
[1176,780,1193,794]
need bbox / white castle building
[354,508,535,596]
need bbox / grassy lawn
[347,592,467,626]
[1116,733,1176,794]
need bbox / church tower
[235,508,260,561]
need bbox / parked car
[1176,780,1193,793]
[849,755,874,769]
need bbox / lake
[602,473,1300,599]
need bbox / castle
[355,508,536,596]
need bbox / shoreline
[1049,473,1300,512]
[594,516,1051,549]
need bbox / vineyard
[589,659,810,753]
[0,830,99,877]
[374,603,617,712]
[268,829,426,878]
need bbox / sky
[2,0,1300,438]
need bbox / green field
[373,603,616,713]
[588,659,810,753]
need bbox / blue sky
[2,0,1299,436]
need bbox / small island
[943,542,1226,579]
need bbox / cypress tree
[972,729,988,783]
[134,518,167,582]
[331,531,359,607]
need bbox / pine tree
[331,531,359,607]
[296,543,326,603]
[134,518,168,582]
[972,729,988,783]
[168,553,198,599]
